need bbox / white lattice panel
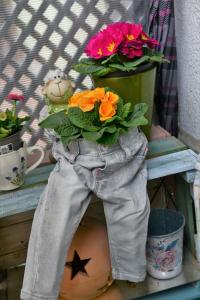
[0,0,147,147]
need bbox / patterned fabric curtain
[148,0,178,136]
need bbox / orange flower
[69,88,106,112]
[68,90,90,107]
[85,87,105,101]
[99,101,116,121]
[68,88,119,115]
[102,91,119,106]
[79,97,96,112]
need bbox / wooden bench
[0,135,200,300]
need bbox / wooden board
[147,149,198,180]
[147,136,187,159]
[0,211,34,269]
[7,266,24,300]
[175,175,196,256]
[0,149,198,219]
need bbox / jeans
[20,128,150,300]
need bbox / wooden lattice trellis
[0,0,147,147]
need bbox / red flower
[140,31,159,49]
[119,40,144,59]
[6,93,25,101]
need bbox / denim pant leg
[20,155,92,300]
[97,152,150,282]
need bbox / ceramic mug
[0,144,44,191]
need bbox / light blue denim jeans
[21,128,150,300]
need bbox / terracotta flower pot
[59,217,113,300]
[0,131,22,155]
[92,62,157,138]
[59,283,123,300]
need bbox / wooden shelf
[115,248,200,299]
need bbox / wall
[174,0,200,151]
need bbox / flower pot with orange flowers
[39,87,148,147]
[73,22,169,138]
[0,93,30,155]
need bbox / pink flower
[6,93,25,101]
[106,22,143,42]
[85,26,123,58]
[155,250,177,271]
[85,32,104,59]
[84,22,159,59]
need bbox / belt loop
[67,140,80,162]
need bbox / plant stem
[12,100,16,118]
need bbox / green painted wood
[180,170,196,184]
[147,136,187,159]
[147,149,197,180]
[175,175,196,256]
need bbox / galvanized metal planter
[92,63,157,138]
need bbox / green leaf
[79,58,96,65]
[123,56,150,68]
[82,125,116,142]
[92,67,117,77]
[109,63,128,71]
[82,130,102,141]
[120,103,148,128]
[68,107,100,131]
[102,115,122,126]
[103,124,117,134]
[0,127,11,135]
[133,103,148,118]
[116,98,124,117]
[120,103,132,119]
[0,132,9,138]
[117,125,129,135]
[149,55,169,63]
[61,133,81,146]
[39,111,69,129]
[55,124,79,137]
[121,116,148,128]
[97,130,119,145]
[72,63,104,75]
[101,54,120,65]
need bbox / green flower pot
[92,62,157,138]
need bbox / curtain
[149,0,178,136]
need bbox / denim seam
[101,205,121,272]
[112,269,146,281]
[32,168,58,293]
[21,289,57,299]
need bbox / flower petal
[99,101,116,121]
[6,93,25,101]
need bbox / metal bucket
[147,208,185,279]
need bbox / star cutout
[65,250,91,280]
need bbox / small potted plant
[39,87,148,146]
[0,93,30,155]
[73,22,169,137]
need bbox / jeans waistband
[66,127,144,157]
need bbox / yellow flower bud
[0,112,7,121]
